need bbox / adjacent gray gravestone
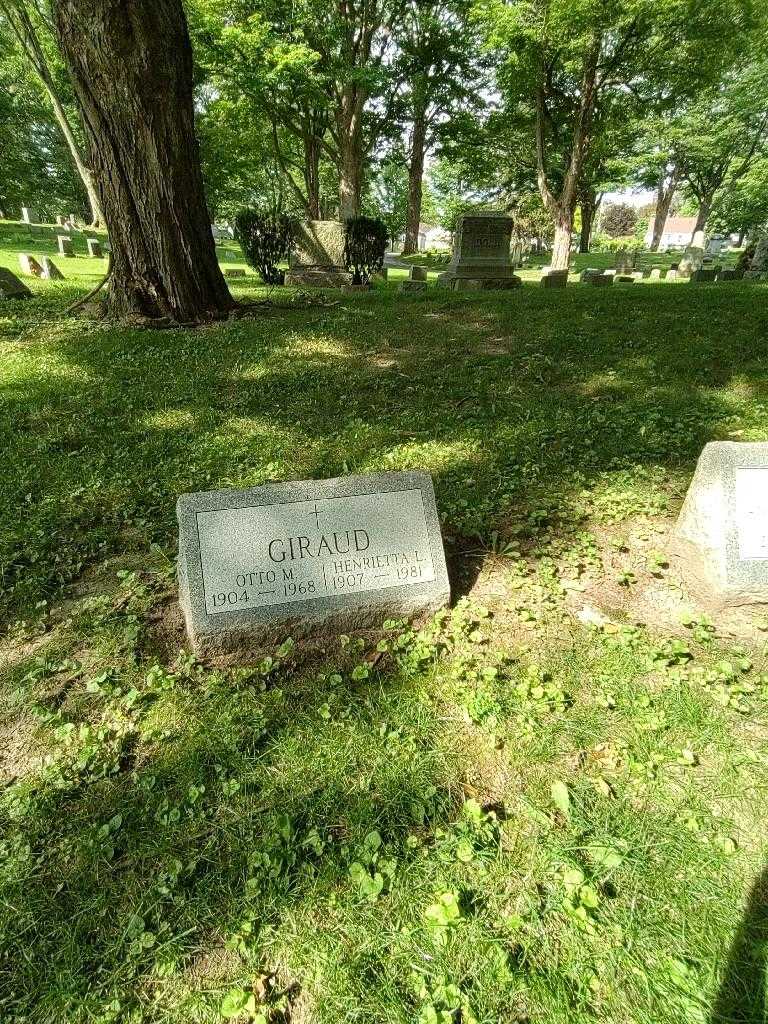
[57,235,74,257]
[56,215,68,227]
[409,266,428,282]
[650,268,663,280]
[585,273,612,287]
[18,254,43,277]
[86,238,103,258]
[716,269,741,281]
[670,442,768,607]
[177,471,450,659]
[614,249,633,274]
[285,220,352,288]
[579,268,601,283]
[436,212,520,290]
[541,269,568,288]
[679,247,704,277]
[691,268,717,282]
[0,268,32,299]
[40,257,64,280]
[398,280,427,294]
[21,207,36,224]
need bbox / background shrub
[343,216,388,284]
[234,207,293,285]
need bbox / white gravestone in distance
[670,442,768,606]
[177,471,450,659]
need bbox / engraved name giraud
[195,489,437,614]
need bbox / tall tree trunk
[535,36,601,271]
[578,189,597,253]
[337,85,364,220]
[552,209,575,269]
[304,134,322,220]
[0,0,104,226]
[52,0,233,322]
[403,96,427,255]
[691,195,713,245]
[649,166,678,251]
[45,80,105,227]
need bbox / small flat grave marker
[86,237,103,258]
[177,471,450,659]
[57,235,74,257]
[18,254,43,277]
[0,268,32,299]
[40,257,64,280]
[671,442,768,606]
[541,269,568,288]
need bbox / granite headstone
[0,268,32,299]
[18,254,43,277]
[436,212,520,290]
[285,220,352,288]
[670,442,768,607]
[40,257,64,281]
[177,471,450,659]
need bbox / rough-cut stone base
[285,268,353,288]
[439,275,521,291]
[180,588,448,662]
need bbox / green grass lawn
[2,218,768,1024]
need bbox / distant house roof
[661,216,698,235]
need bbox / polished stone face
[671,442,768,607]
[177,471,451,659]
[734,467,768,560]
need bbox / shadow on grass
[1,281,766,620]
[712,864,768,1022]
[0,656,464,1019]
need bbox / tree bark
[304,134,322,220]
[552,213,574,269]
[691,195,713,244]
[51,0,233,321]
[578,189,597,253]
[649,166,678,251]
[0,0,105,226]
[337,85,364,221]
[403,94,427,255]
